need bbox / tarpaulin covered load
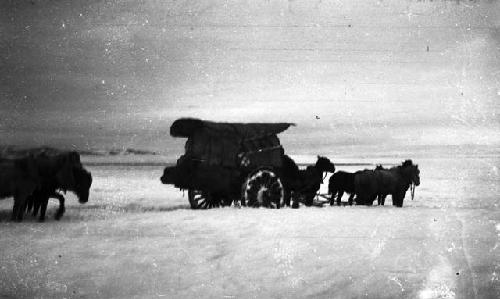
[170,118,294,139]
[169,118,293,168]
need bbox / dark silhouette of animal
[328,165,388,206]
[328,171,356,206]
[3,148,91,222]
[354,160,420,207]
[0,156,40,221]
[279,154,301,207]
[292,156,336,208]
[26,165,92,221]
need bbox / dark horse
[26,166,92,221]
[328,165,387,206]
[19,149,92,222]
[328,171,356,206]
[354,160,420,207]
[280,155,335,208]
[279,154,301,207]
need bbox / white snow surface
[0,154,499,298]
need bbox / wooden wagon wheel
[188,190,221,209]
[242,169,284,208]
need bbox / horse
[328,171,356,206]
[328,165,387,206]
[0,156,40,221]
[7,148,91,222]
[292,156,336,208]
[279,154,301,207]
[354,160,420,207]
[26,165,92,221]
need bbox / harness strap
[314,172,329,201]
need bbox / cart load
[161,118,295,208]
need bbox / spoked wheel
[188,190,222,209]
[242,169,284,208]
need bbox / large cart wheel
[188,190,221,209]
[242,169,284,208]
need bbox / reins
[313,172,330,203]
[410,183,415,200]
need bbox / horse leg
[284,189,291,207]
[329,189,336,206]
[273,190,281,209]
[20,197,30,218]
[396,191,406,207]
[348,193,354,206]
[291,191,302,209]
[25,195,34,214]
[392,193,402,207]
[337,190,344,206]
[32,196,41,217]
[32,190,43,217]
[291,194,299,209]
[38,197,49,222]
[328,188,335,206]
[11,197,21,222]
[12,192,27,222]
[53,193,66,220]
[304,193,314,207]
[392,194,399,207]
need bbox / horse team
[328,160,420,207]
[264,155,420,209]
[0,147,420,222]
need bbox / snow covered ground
[0,153,498,298]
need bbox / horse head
[72,166,92,203]
[315,156,336,173]
[161,166,177,184]
[401,160,420,186]
[412,165,420,186]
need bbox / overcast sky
[1,0,499,155]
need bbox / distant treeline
[78,148,158,156]
[0,145,158,157]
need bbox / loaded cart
[161,118,295,209]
